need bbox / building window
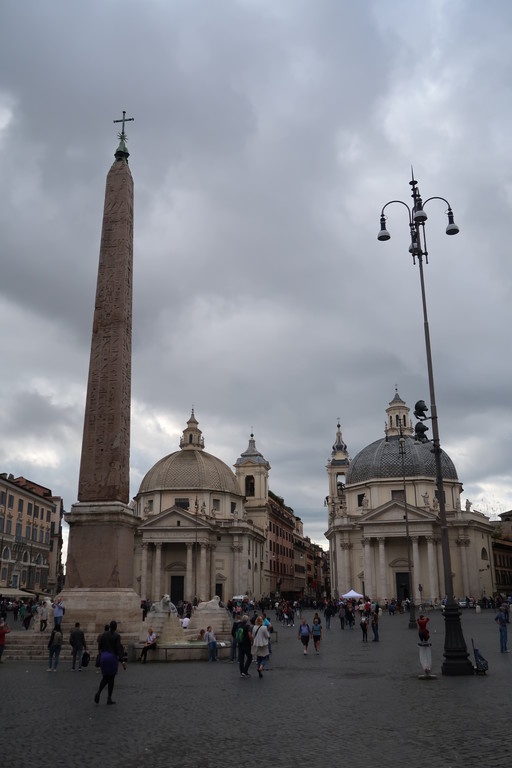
[8,495,14,510]
[245,476,255,497]
[1,567,7,581]
[26,524,31,539]
[212,499,220,511]
[18,499,24,513]
[39,529,44,543]
[22,570,27,583]
[176,520,181,527]
[45,531,49,544]
[231,502,236,514]
[34,505,39,519]
[392,489,405,501]
[15,522,22,540]
[47,509,51,522]
[0,517,3,533]
[32,526,38,542]
[175,498,189,510]
[357,493,366,508]
[6,519,12,534]
[2,548,10,560]
[27,503,32,516]
[0,491,5,506]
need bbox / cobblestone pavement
[2,608,511,768]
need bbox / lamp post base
[441,603,474,676]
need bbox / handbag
[81,651,91,668]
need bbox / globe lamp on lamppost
[377,172,473,675]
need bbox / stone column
[362,538,372,597]
[426,536,439,602]
[378,537,387,601]
[341,542,352,592]
[140,542,148,600]
[154,543,162,602]
[458,538,470,598]
[186,543,193,602]
[411,537,420,603]
[209,544,216,599]
[232,541,241,596]
[200,543,207,601]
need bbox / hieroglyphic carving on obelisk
[78,112,134,504]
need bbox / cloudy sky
[1,0,511,557]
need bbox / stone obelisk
[62,113,141,633]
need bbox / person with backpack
[298,618,311,655]
[230,615,243,663]
[47,625,63,671]
[238,615,253,677]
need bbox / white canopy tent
[342,589,364,599]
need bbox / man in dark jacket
[69,622,87,671]
[94,620,126,705]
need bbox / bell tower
[234,432,270,531]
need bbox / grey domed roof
[138,449,242,496]
[346,435,458,485]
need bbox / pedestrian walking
[371,611,379,642]
[94,620,127,705]
[360,614,368,642]
[47,625,63,671]
[311,617,322,653]
[69,622,87,670]
[230,615,242,663]
[238,615,253,677]
[0,619,11,663]
[298,618,311,655]
[251,616,270,678]
[495,605,509,653]
[39,602,49,632]
[338,603,346,630]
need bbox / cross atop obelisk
[113,110,134,141]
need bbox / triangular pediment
[138,505,213,531]
[359,500,439,526]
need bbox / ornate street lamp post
[378,173,473,675]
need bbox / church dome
[138,449,242,495]
[138,410,242,496]
[346,434,458,485]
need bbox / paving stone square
[2,608,510,768]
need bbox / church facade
[325,392,494,604]
[132,411,326,604]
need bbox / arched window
[2,547,10,560]
[23,551,29,563]
[245,476,255,497]
[481,547,489,561]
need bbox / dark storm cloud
[1,0,511,554]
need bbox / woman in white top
[251,615,270,678]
